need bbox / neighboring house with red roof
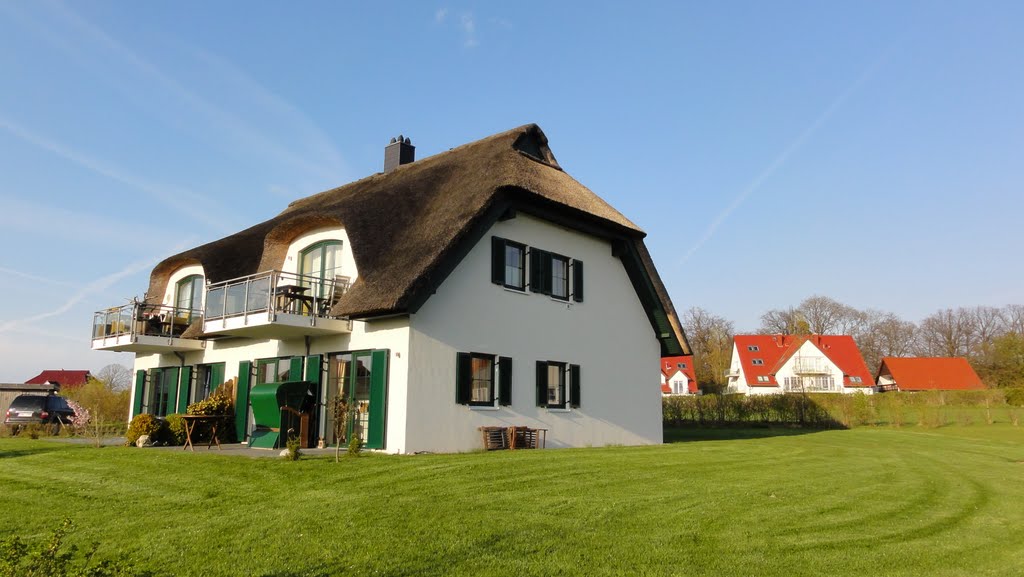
[24,370,92,389]
[661,355,698,395]
[875,357,984,392]
[725,335,874,395]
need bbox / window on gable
[551,255,569,300]
[456,353,512,407]
[747,345,759,352]
[491,237,526,291]
[751,359,764,366]
[673,380,685,394]
[529,248,583,303]
[536,361,581,409]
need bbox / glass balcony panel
[225,283,247,316]
[246,276,271,312]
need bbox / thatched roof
[148,124,689,355]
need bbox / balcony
[203,270,352,339]
[782,376,839,393]
[92,303,204,353]
[791,357,830,374]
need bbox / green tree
[977,333,1024,388]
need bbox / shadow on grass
[0,444,66,459]
[664,425,840,443]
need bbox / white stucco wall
[402,213,663,453]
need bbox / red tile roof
[24,370,92,388]
[733,335,873,388]
[878,357,984,391]
[661,355,696,383]
[661,355,698,393]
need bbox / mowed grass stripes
[1,426,1023,577]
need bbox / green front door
[324,350,388,450]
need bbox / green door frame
[329,349,388,450]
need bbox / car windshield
[10,396,47,411]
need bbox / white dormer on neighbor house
[724,335,873,395]
[660,355,698,395]
[90,125,690,453]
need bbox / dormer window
[300,240,343,298]
[175,275,204,323]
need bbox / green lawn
[2,426,1023,576]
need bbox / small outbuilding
[875,357,984,392]
[1,382,61,421]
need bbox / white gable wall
[726,343,750,394]
[404,213,662,453]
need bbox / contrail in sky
[679,53,889,266]
[0,267,76,287]
[0,257,156,334]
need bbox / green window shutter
[211,363,225,392]
[235,361,252,442]
[569,364,582,408]
[491,236,505,284]
[366,349,389,450]
[177,366,193,414]
[498,356,513,406]
[455,352,472,405]
[165,368,180,416]
[132,370,146,419]
[572,260,584,303]
[288,357,304,381]
[536,361,547,406]
[305,355,323,385]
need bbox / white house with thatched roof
[91,124,689,453]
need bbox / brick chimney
[384,135,415,173]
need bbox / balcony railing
[204,270,349,323]
[782,376,839,393]
[791,358,830,374]
[92,302,204,352]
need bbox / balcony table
[275,284,315,315]
[181,415,225,451]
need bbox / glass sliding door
[323,350,388,449]
[299,241,343,299]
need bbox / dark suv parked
[4,394,75,433]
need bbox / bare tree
[798,297,856,334]
[758,307,808,335]
[96,364,132,391]
[855,310,917,372]
[915,308,978,357]
[971,306,1006,346]
[681,307,735,389]
[1004,304,1024,335]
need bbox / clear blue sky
[1,1,1022,381]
